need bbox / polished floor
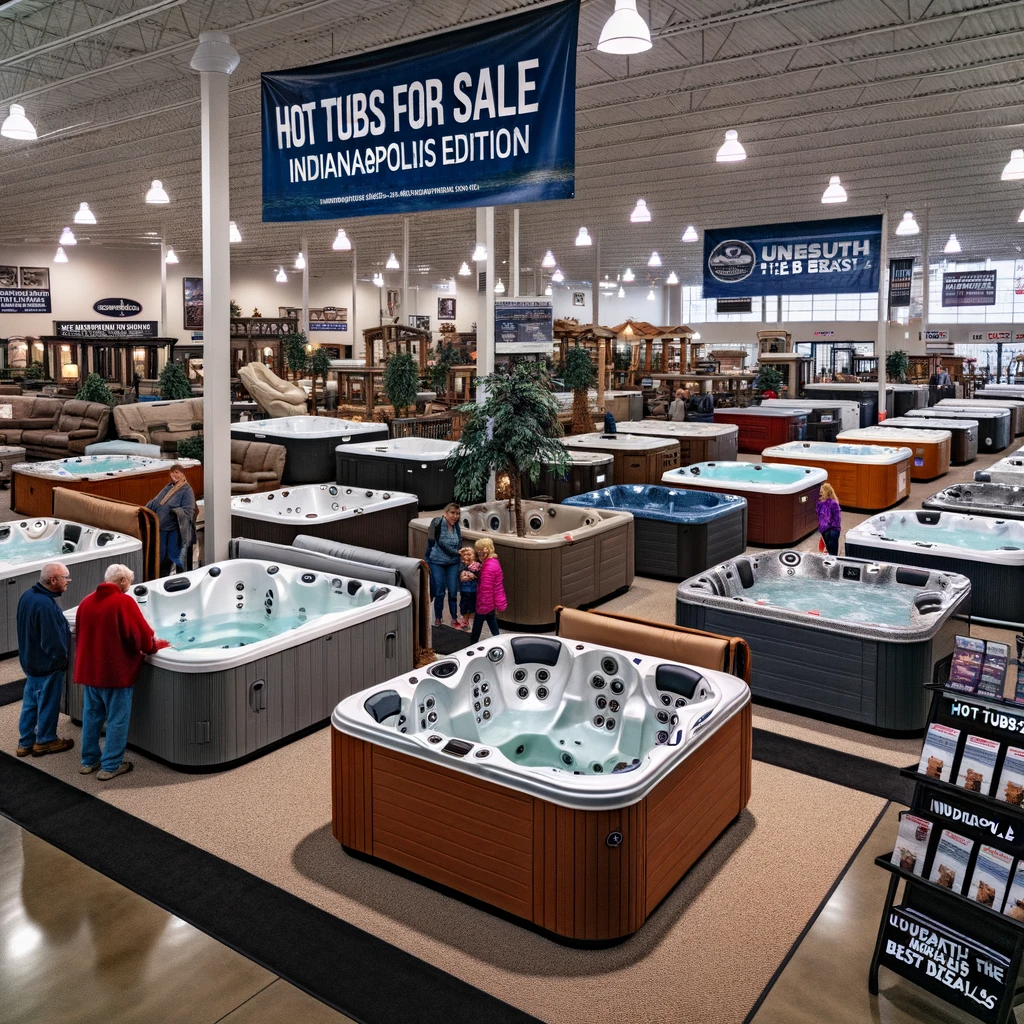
[0,814,353,1024]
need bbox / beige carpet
[0,703,884,1024]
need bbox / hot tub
[924,481,1024,521]
[562,485,746,580]
[803,383,891,426]
[614,421,739,464]
[330,633,751,943]
[938,398,1024,437]
[879,416,978,464]
[761,399,861,434]
[521,450,615,502]
[761,441,911,510]
[408,501,634,627]
[974,454,1024,485]
[891,385,930,417]
[551,390,644,422]
[712,407,808,453]
[559,433,681,485]
[846,510,1024,628]
[230,485,417,555]
[662,461,825,545]
[0,519,142,656]
[11,455,203,518]
[335,437,458,508]
[837,426,950,482]
[906,407,1010,454]
[230,416,389,485]
[63,559,412,770]
[676,550,971,732]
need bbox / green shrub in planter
[75,373,117,408]
[23,361,46,381]
[383,352,419,417]
[176,434,204,464]
[159,361,193,400]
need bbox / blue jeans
[80,686,134,773]
[160,528,183,575]
[429,561,459,621]
[18,670,65,748]
[821,528,840,556]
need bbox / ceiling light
[372,272,384,287]
[544,285,553,296]
[145,179,169,204]
[1,103,36,141]
[472,242,487,262]
[53,247,68,264]
[895,211,919,236]
[294,252,306,270]
[458,262,471,276]
[552,268,564,283]
[1002,149,1024,181]
[230,221,242,243]
[74,202,96,224]
[59,227,76,246]
[494,278,506,294]
[386,252,400,270]
[331,228,350,251]
[575,227,592,247]
[666,271,679,285]
[681,225,699,243]
[820,176,847,204]
[597,0,652,55]
[944,233,962,254]
[648,251,662,267]
[630,198,651,223]
[165,248,179,264]
[276,266,287,283]
[646,289,655,301]
[716,130,746,163]
[617,286,625,298]
[693,332,701,340]
[622,268,635,282]
[541,249,556,268]
[1019,208,1024,224]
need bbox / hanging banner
[260,0,578,222]
[53,321,159,338]
[888,257,914,309]
[0,265,51,313]
[702,215,882,298]
[942,270,996,307]
[495,298,552,354]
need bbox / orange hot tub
[837,427,950,482]
[761,441,911,511]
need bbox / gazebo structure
[363,323,431,374]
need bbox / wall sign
[495,298,552,354]
[888,257,914,308]
[93,297,142,318]
[942,270,996,307]
[716,297,752,314]
[53,321,159,338]
[0,265,51,313]
[438,297,456,321]
[183,277,203,329]
[260,0,578,222]
[702,215,882,298]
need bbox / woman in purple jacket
[816,482,842,556]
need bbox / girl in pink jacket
[470,538,507,642]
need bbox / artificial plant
[281,331,308,379]
[448,364,569,537]
[75,372,117,408]
[176,433,204,463]
[752,364,784,396]
[158,360,193,400]
[886,349,910,384]
[229,299,242,318]
[562,343,596,435]
[310,346,331,385]
[22,360,46,381]
[383,352,419,416]
[428,342,458,397]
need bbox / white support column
[191,31,239,565]
[351,247,358,359]
[481,206,495,500]
[512,208,520,297]
[159,236,167,337]
[921,205,930,340]
[593,234,600,325]
[877,208,889,422]
[402,217,409,324]
[301,232,309,335]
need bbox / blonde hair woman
[816,482,842,556]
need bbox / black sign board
[716,297,752,314]
[888,257,914,308]
[943,271,997,307]
[93,297,142,318]
[53,321,159,339]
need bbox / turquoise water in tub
[57,458,144,475]
[159,612,306,650]
[878,517,1021,551]
[0,530,64,565]
[741,578,919,624]
[677,463,813,485]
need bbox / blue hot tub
[562,485,747,580]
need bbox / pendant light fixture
[681,225,699,243]
[372,271,384,287]
[630,198,651,223]
[622,267,635,282]
[494,278,506,294]
[1,103,36,141]
[544,285,553,296]
[895,211,919,236]
[666,271,679,285]
[575,227,592,246]
[541,249,557,268]
[145,180,169,204]
[617,286,625,298]
[820,176,847,204]
[715,130,746,163]
[331,228,350,251]
[646,289,656,301]
[596,0,652,55]
[294,252,306,270]
[59,227,76,246]
[276,267,287,283]
[552,268,564,283]
[74,202,97,224]
[1018,208,1024,224]
[53,247,68,264]
[1001,149,1024,181]
[458,261,471,276]
[165,248,179,264]
[230,221,242,243]
[472,242,487,262]
[648,251,662,267]
[944,233,962,254]
[386,252,400,270]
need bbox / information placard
[942,271,997,307]
[494,299,552,354]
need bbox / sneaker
[96,760,133,781]
[31,737,74,757]
[79,762,101,775]
[433,618,443,627]
[15,746,32,757]
[451,619,465,630]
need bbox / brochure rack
[870,685,1024,1023]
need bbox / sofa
[113,397,203,451]
[231,438,286,494]
[238,362,308,417]
[0,396,111,459]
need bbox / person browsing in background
[457,546,481,633]
[816,482,842,557]
[425,502,465,629]
[667,388,689,422]
[146,463,196,576]
[470,537,507,643]
[74,563,170,781]
[934,363,952,386]
[15,562,74,758]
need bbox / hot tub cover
[837,427,952,445]
[563,485,746,524]
[614,422,737,439]
[663,461,826,494]
[762,441,911,464]
[561,433,679,453]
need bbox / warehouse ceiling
[1,0,1023,289]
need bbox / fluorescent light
[646,289,656,301]
[617,286,625,298]
[145,179,169,204]
[331,228,350,251]
[541,249,556,268]
[458,262,471,276]
[622,267,635,282]
[666,271,679,285]
[230,221,243,243]
[630,198,651,223]
[895,211,919,236]
[575,227,592,247]
[59,227,76,246]
[648,251,662,267]
[552,268,564,283]
[74,202,96,224]
[596,0,652,55]
[716,130,746,163]
[386,252,400,270]
[1,103,36,141]
[276,266,287,283]
[165,248,179,264]
[944,233,961,254]
[53,247,68,263]
[494,278,506,294]
[544,285,553,296]
[472,242,487,261]
[294,252,306,270]
[820,175,847,204]
[681,225,699,243]
[1002,149,1024,181]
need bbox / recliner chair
[237,362,307,418]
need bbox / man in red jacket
[75,563,170,780]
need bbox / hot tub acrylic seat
[662,461,825,545]
[836,427,951,482]
[761,441,912,511]
[676,550,971,732]
[335,437,459,508]
[563,485,747,580]
[613,421,739,465]
[924,481,1024,521]
[331,634,751,943]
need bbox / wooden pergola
[611,321,697,378]
[363,323,431,373]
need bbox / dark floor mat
[431,623,478,655]
[0,678,25,707]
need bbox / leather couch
[0,396,111,459]
[113,397,203,451]
[231,438,286,494]
[238,362,308,418]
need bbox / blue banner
[261,0,578,222]
[702,215,882,298]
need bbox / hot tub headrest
[364,689,402,723]
[655,664,704,699]
[895,567,932,588]
[511,636,562,667]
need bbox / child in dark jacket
[457,546,481,632]
[816,482,842,556]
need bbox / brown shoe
[31,737,75,757]
[16,746,32,757]
[96,760,133,781]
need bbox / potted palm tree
[562,343,596,435]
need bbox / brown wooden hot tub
[559,433,681,485]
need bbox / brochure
[955,734,1001,797]
[996,745,1024,806]
[1004,862,1024,922]
[918,722,961,783]
[891,814,933,877]
[969,845,1014,911]
[948,636,985,693]
[978,641,1010,699]
[1015,635,1024,705]
[927,829,974,894]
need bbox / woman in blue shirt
[426,502,464,629]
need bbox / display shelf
[899,767,1024,820]
[926,682,1024,714]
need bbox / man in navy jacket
[16,562,73,758]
